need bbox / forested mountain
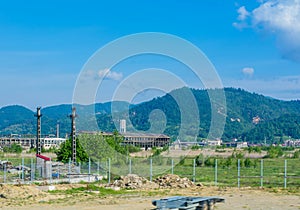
[125,88,300,143]
[0,105,35,135]
[0,101,129,137]
[0,88,299,144]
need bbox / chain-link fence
[1,157,300,188]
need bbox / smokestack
[120,119,126,133]
[56,122,59,138]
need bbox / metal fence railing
[1,157,300,188]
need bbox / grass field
[1,154,300,188]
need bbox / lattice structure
[34,107,42,155]
[70,107,77,163]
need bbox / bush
[3,143,22,154]
[204,157,216,167]
[224,157,233,167]
[191,145,201,150]
[244,158,252,167]
[265,146,283,158]
[231,151,244,159]
[126,145,141,153]
[293,150,300,159]
[195,154,204,167]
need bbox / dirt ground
[1,184,299,210]
[131,148,267,159]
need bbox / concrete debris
[0,161,12,169]
[15,165,31,172]
[110,174,158,189]
[154,174,198,189]
[109,174,200,190]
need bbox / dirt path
[1,185,300,210]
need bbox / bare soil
[1,184,299,210]
[131,148,266,159]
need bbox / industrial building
[122,132,170,149]
[0,136,66,149]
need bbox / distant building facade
[78,131,170,149]
[0,136,66,149]
[284,139,300,147]
[123,133,170,149]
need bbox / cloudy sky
[0,0,300,109]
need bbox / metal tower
[35,107,42,155]
[70,107,77,163]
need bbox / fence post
[150,158,153,182]
[68,158,71,183]
[108,158,111,184]
[88,158,91,183]
[97,160,100,176]
[30,158,34,183]
[237,159,240,188]
[284,159,287,189]
[57,164,60,180]
[193,159,196,183]
[19,160,21,181]
[260,159,263,188]
[171,159,174,175]
[49,158,52,185]
[4,163,6,183]
[129,158,132,174]
[215,159,218,186]
[21,158,24,183]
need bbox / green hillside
[0,88,299,144]
[0,105,35,135]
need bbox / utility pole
[35,107,42,155]
[70,107,77,163]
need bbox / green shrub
[3,143,22,154]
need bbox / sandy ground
[131,148,266,159]
[1,184,299,210]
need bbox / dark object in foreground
[152,196,225,210]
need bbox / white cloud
[237,6,250,21]
[234,0,300,62]
[97,68,123,81]
[242,67,254,76]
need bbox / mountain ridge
[0,88,299,144]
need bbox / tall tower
[56,122,60,138]
[70,107,77,163]
[35,107,42,155]
[120,119,126,133]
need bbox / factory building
[122,132,170,149]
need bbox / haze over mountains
[1,87,299,144]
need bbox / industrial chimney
[120,119,126,133]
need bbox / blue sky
[0,0,300,109]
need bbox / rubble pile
[110,174,158,189]
[154,174,196,188]
[0,184,46,200]
[109,174,200,190]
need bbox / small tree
[55,138,89,163]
